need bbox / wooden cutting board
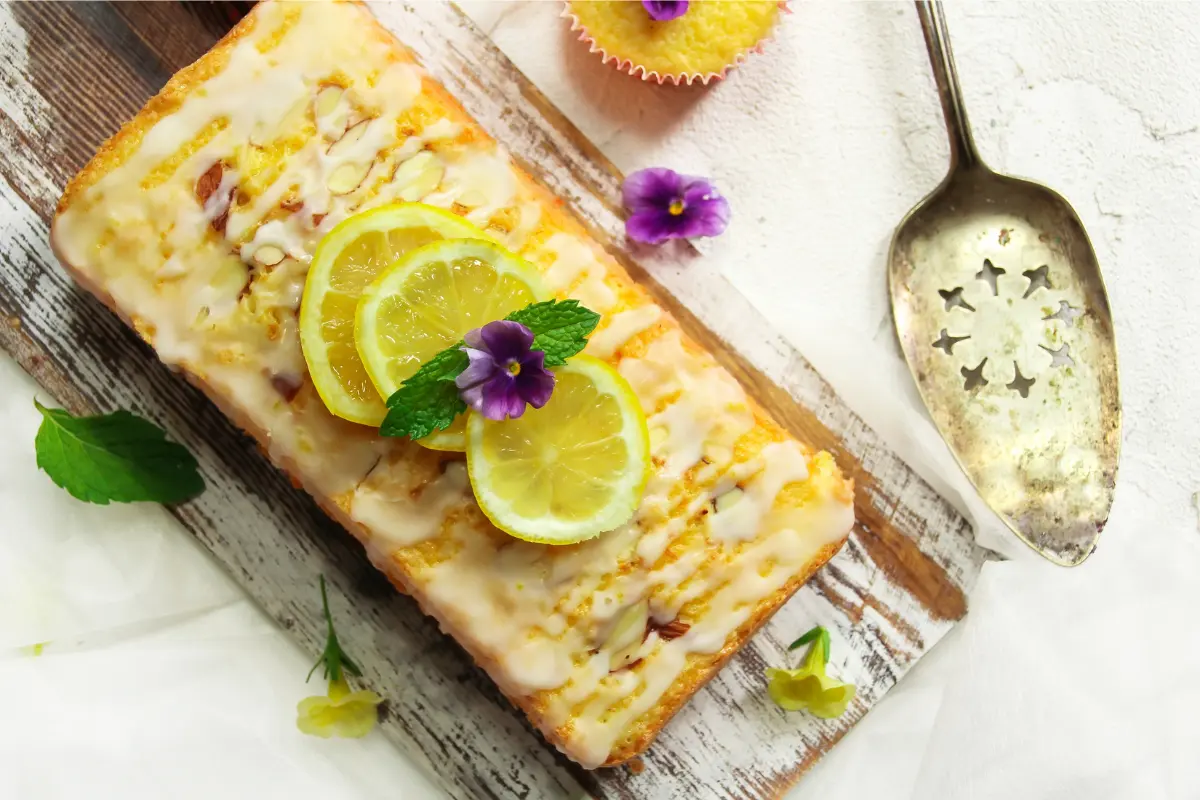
[0,2,990,798]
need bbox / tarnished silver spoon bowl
[888,1,1120,566]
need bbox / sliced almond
[328,161,371,195]
[213,260,250,298]
[611,638,645,671]
[251,97,307,146]
[197,161,235,235]
[327,118,369,159]
[156,256,187,279]
[270,372,304,403]
[279,96,311,134]
[253,245,286,268]
[607,600,649,652]
[652,618,690,641]
[325,119,374,195]
[600,598,649,671]
[714,486,745,514]
[195,162,223,205]
[210,195,233,235]
[315,84,345,120]
[457,188,488,209]
[393,151,445,202]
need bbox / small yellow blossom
[297,676,384,739]
[297,576,383,739]
[766,626,856,719]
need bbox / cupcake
[565,1,783,86]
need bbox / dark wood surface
[0,3,989,798]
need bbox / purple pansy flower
[642,0,689,22]
[622,167,731,245]
[455,320,555,421]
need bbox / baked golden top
[52,0,854,767]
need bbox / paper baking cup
[563,2,788,87]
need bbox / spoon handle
[915,1,982,169]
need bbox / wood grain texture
[0,2,990,798]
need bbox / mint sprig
[380,299,600,440]
[33,400,205,505]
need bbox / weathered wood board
[0,2,990,798]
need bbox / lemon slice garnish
[355,238,549,450]
[299,204,486,426]
[466,356,650,544]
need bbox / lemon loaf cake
[51,0,854,767]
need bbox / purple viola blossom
[622,167,731,245]
[455,320,555,421]
[642,0,689,22]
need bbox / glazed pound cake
[51,0,854,768]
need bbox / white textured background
[3,2,1200,798]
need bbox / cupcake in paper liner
[565,1,784,86]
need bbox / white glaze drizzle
[586,305,662,359]
[540,232,618,312]
[423,149,518,227]
[708,442,811,544]
[353,462,469,550]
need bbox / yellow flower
[296,676,384,739]
[766,626,856,719]
[297,576,383,739]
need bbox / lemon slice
[466,356,650,544]
[356,239,550,450]
[300,204,486,426]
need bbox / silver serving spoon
[888,1,1120,566]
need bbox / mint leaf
[34,400,205,505]
[506,299,600,367]
[380,347,469,440]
